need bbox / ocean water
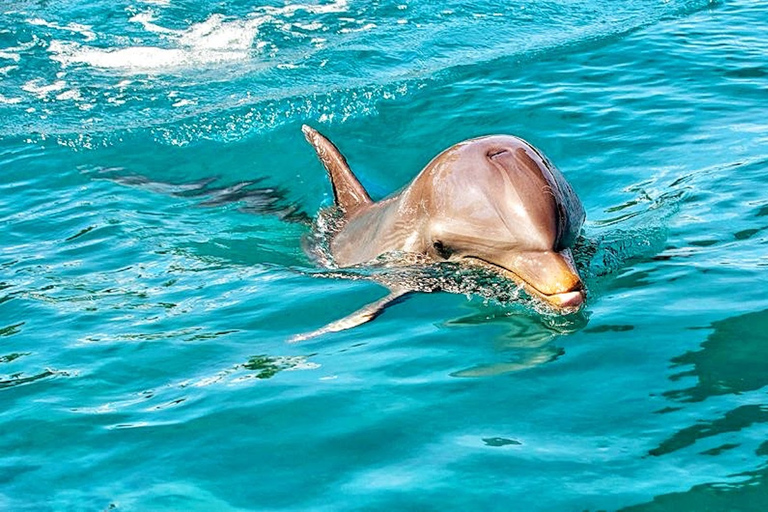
[2,0,768,510]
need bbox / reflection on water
[650,404,768,458]
[0,368,68,390]
[623,451,768,512]
[446,305,587,377]
[624,309,768,510]
[665,309,768,403]
[243,354,320,379]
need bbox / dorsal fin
[302,125,372,215]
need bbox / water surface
[2,0,768,510]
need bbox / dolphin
[296,125,586,340]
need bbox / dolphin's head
[414,135,586,310]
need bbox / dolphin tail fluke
[301,125,372,215]
[289,288,410,342]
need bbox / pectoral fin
[290,288,411,342]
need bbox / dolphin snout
[483,249,585,310]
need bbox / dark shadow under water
[620,308,768,511]
[90,167,311,224]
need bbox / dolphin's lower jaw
[540,289,585,310]
[509,277,585,311]
[464,256,585,312]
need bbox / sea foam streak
[48,1,349,71]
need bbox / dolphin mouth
[542,289,584,309]
[464,256,585,311]
[511,276,585,311]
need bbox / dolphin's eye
[433,240,452,259]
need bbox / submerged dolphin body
[297,125,586,339]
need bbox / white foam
[128,12,177,35]
[0,94,23,104]
[339,23,377,34]
[19,77,83,104]
[45,0,350,72]
[262,0,348,16]
[28,18,96,42]
[0,51,21,62]
[51,41,190,69]
[106,96,126,106]
[21,78,67,98]
[293,21,324,31]
[55,89,82,101]
[49,13,265,70]
[172,99,196,107]
[177,13,263,52]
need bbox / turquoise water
[3,0,768,509]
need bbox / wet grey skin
[295,125,586,340]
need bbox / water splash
[577,175,687,279]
